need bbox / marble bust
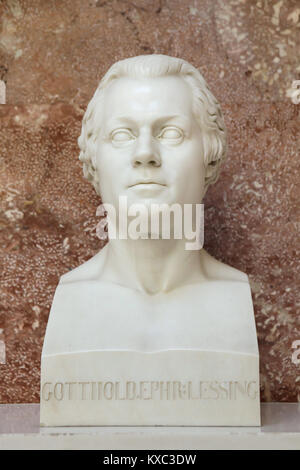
[41,55,260,426]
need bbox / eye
[111,129,135,143]
[157,126,183,141]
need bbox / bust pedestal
[40,253,260,427]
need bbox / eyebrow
[106,114,191,128]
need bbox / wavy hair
[78,54,227,195]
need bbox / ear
[205,159,219,186]
[91,152,97,171]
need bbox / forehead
[100,75,194,123]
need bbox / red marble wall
[0,0,299,403]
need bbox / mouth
[128,181,167,188]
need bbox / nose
[132,130,161,168]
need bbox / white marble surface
[0,403,299,449]
[41,349,260,427]
[41,55,260,427]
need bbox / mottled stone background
[0,0,299,403]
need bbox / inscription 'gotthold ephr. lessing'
[42,380,259,402]
[41,54,260,426]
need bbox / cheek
[189,143,205,183]
[96,146,115,182]
[96,151,130,203]
[174,143,205,182]
[171,146,205,202]
[95,151,113,199]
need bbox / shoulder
[59,245,108,285]
[201,249,249,283]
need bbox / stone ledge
[0,403,299,450]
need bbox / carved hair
[78,54,227,195]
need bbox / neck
[102,237,206,295]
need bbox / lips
[128,180,166,188]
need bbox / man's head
[78,54,227,205]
